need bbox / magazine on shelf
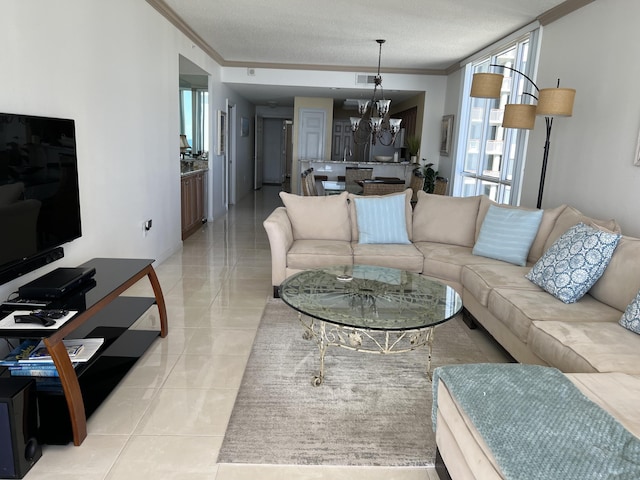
[9,366,67,378]
[0,338,105,367]
[0,340,39,365]
[26,342,84,361]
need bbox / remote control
[2,298,52,309]
[14,314,57,328]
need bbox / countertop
[300,159,412,165]
[180,160,209,177]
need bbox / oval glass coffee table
[279,265,463,386]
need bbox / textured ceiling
[164,0,576,106]
[163,0,568,72]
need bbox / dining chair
[301,168,318,196]
[409,169,425,204]
[434,176,448,195]
[361,179,406,196]
[345,167,373,186]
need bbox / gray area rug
[218,298,498,467]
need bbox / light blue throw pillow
[354,194,410,244]
[620,290,640,334]
[472,205,543,266]
[526,222,621,303]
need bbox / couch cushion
[543,205,621,252]
[352,243,423,273]
[567,373,640,438]
[348,189,413,243]
[589,235,640,312]
[412,192,481,247]
[476,196,566,264]
[461,264,539,307]
[286,239,353,270]
[528,321,640,374]
[619,290,640,335]
[488,288,621,344]
[353,192,410,244]
[280,191,351,241]
[526,223,621,304]
[472,205,543,266]
[416,242,502,287]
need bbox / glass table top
[279,265,462,331]
[321,181,362,195]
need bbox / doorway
[262,118,290,185]
[254,117,293,189]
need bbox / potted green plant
[406,135,421,163]
[421,160,438,194]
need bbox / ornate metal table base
[298,313,436,386]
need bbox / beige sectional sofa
[263,188,640,479]
[264,189,640,375]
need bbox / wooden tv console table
[0,258,168,446]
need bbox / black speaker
[0,378,41,478]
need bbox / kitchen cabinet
[181,170,205,240]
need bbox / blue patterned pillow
[354,193,410,244]
[472,205,543,266]
[620,290,640,334]
[525,223,621,303]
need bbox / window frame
[453,29,540,206]
[180,87,209,156]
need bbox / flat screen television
[0,112,82,284]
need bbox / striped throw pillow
[354,193,410,244]
[472,205,543,266]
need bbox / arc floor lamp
[470,66,576,208]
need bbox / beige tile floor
[24,185,506,480]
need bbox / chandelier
[350,39,402,146]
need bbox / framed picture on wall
[241,116,249,137]
[217,110,226,156]
[440,115,454,156]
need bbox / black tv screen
[0,113,82,283]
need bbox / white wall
[0,0,228,298]
[439,68,464,186]
[520,0,640,235]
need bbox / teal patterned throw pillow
[525,223,621,303]
[620,290,640,334]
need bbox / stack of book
[0,338,105,377]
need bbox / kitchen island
[299,159,415,183]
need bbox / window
[180,88,209,155]
[455,31,539,205]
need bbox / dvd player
[18,267,97,300]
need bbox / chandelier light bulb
[370,117,383,132]
[376,99,390,116]
[357,100,370,115]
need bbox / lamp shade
[180,134,190,149]
[503,104,537,130]
[470,73,503,98]
[536,88,576,117]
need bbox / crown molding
[537,0,595,25]
[223,60,444,76]
[146,0,444,76]
[149,0,592,77]
[145,0,224,64]
[447,0,594,73]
